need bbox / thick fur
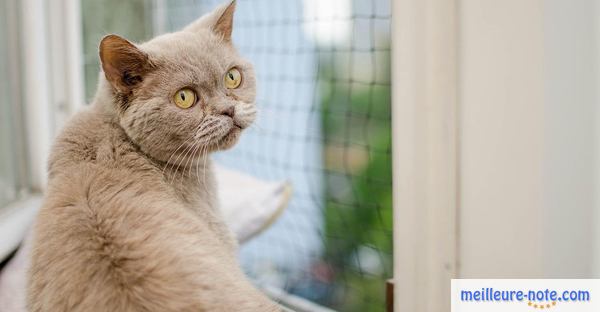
[27,1,280,311]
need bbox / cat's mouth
[231,117,244,130]
[226,117,244,134]
[217,123,242,148]
[194,117,245,151]
[225,124,242,138]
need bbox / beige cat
[27,1,280,311]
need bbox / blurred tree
[320,50,392,311]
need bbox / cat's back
[27,110,204,311]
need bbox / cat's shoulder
[48,108,154,175]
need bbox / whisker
[168,143,193,184]
[171,139,200,184]
[202,144,209,189]
[198,144,209,192]
[196,118,219,136]
[162,127,198,168]
[197,120,220,139]
[246,122,265,133]
[162,130,198,179]
[187,142,203,181]
[162,138,192,177]
[161,113,208,180]
[164,123,204,183]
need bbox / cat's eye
[224,68,242,89]
[173,88,196,109]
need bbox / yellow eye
[173,88,196,109]
[224,68,242,89]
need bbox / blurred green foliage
[320,54,392,311]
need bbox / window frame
[1,0,29,200]
[0,0,83,262]
[392,0,459,310]
[0,0,35,262]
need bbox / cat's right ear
[184,0,236,42]
[99,35,153,94]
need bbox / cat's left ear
[185,0,236,42]
[99,34,154,94]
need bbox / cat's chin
[216,126,242,150]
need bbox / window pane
[0,0,21,207]
[81,0,154,102]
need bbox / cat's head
[98,0,255,165]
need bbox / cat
[26,1,281,311]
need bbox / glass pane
[0,0,20,207]
[81,0,154,102]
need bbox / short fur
[27,1,280,311]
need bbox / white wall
[392,0,600,309]
[596,0,600,277]
[458,0,598,278]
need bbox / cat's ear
[184,0,236,42]
[99,35,153,93]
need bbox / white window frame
[0,0,41,262]
[392,0,459,310]
[16,0,84,192]
[0,0,83,262]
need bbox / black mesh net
[82,0,391,310]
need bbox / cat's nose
[220,106,235,118]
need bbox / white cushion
[216,165,292,243]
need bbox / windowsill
[262,285,336,312]
[0,195,41,262]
